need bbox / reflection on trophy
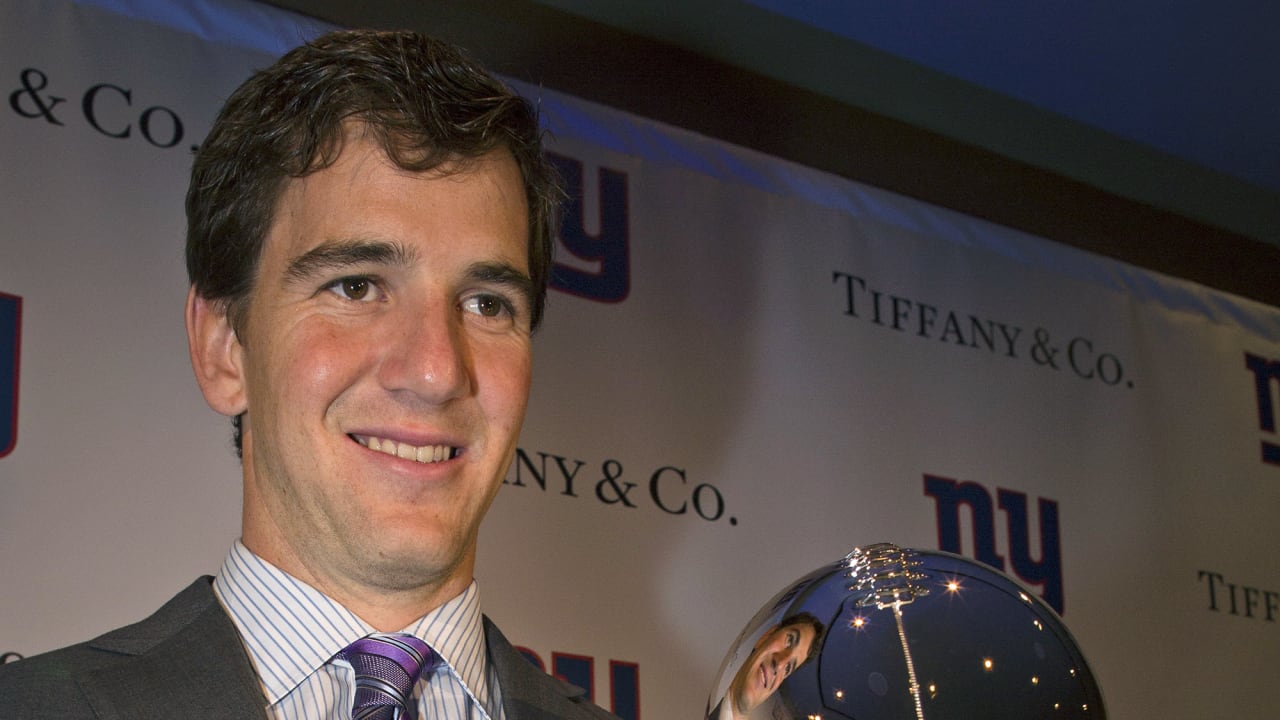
[707,544,1106,720]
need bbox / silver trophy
[706,544,1105,719]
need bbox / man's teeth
[358,436,455,463]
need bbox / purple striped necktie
[341,633,437,720]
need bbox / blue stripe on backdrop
[69,0,1280,340]
[73,0,331,55]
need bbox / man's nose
[377,301,472,403]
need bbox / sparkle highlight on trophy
[706,544,1105,720]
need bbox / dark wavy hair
[187,29,558,330]
[185,29,559,455]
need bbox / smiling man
[710,613,824,720]
[0,30,617,720]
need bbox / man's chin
[349,538,466,592]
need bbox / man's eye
[326,277,378,301]
[462,294,511,319]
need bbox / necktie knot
[341,633,436,720]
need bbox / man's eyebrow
[467,261,534,300]
[283,239,415,282]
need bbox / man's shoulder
[0,634,113,717]
[0,577,263,719]
[1,578,215,669]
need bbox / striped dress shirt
[213,540,505,719]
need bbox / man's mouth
[352,434,459,464]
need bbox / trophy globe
[705,543,1105,720]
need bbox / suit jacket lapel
[486,617,593,720]
[76,578,268,719]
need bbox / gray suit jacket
[0,577,618,719]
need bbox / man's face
[207,133,532,608]
[732,621,818,715]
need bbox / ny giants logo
[1245,352,1280,466]
[518,648,640,720]
[0,292,20,458]
[548,153,630,303]
[923,475,1065,614]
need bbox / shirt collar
[212,540,492,710]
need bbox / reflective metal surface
[706,544,1105,720]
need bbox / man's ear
[185,286,248,416]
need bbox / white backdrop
[3,1,1280,718]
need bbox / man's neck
[240,532,472,632]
